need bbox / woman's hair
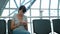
[18,5,26,14]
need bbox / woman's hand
[21,21,28,30]
[21,21,27,25]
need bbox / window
[50,0,58,9]
[24,10,30,16]
[2,9,9,16]
[41,0,49,9]
[31,0,40,8]
[10,0,17,8]
[1,0,60,34]
[42,10,49,16]
[50,10,57,16]
[31,9,40,16]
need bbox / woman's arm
[24,22,28,30]
[11,20,20,30]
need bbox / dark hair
[18,5,26,14]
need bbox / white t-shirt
[12,14,27,30]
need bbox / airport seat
[0,20,6,34]
[52,19,60,34]
[8,20,13,34]
[33,19,51,34]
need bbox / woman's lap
[13,28,30,34]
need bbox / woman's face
[18,10,24,15]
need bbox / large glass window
[1,0,60,34]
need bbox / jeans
[13,26,30,34]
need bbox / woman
[11,5,30,34]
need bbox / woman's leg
[13,28,30,34]
[22,30,30,34]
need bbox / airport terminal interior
[0,0,60,34]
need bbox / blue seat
[0,20,6,34]
[8,20,13,34]
[52,19,60,34]
[33,19,51,34]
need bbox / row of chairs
[0,19,60,34]
[0,20,6,34]
[0,20,12,34]
[33,19,60,34]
